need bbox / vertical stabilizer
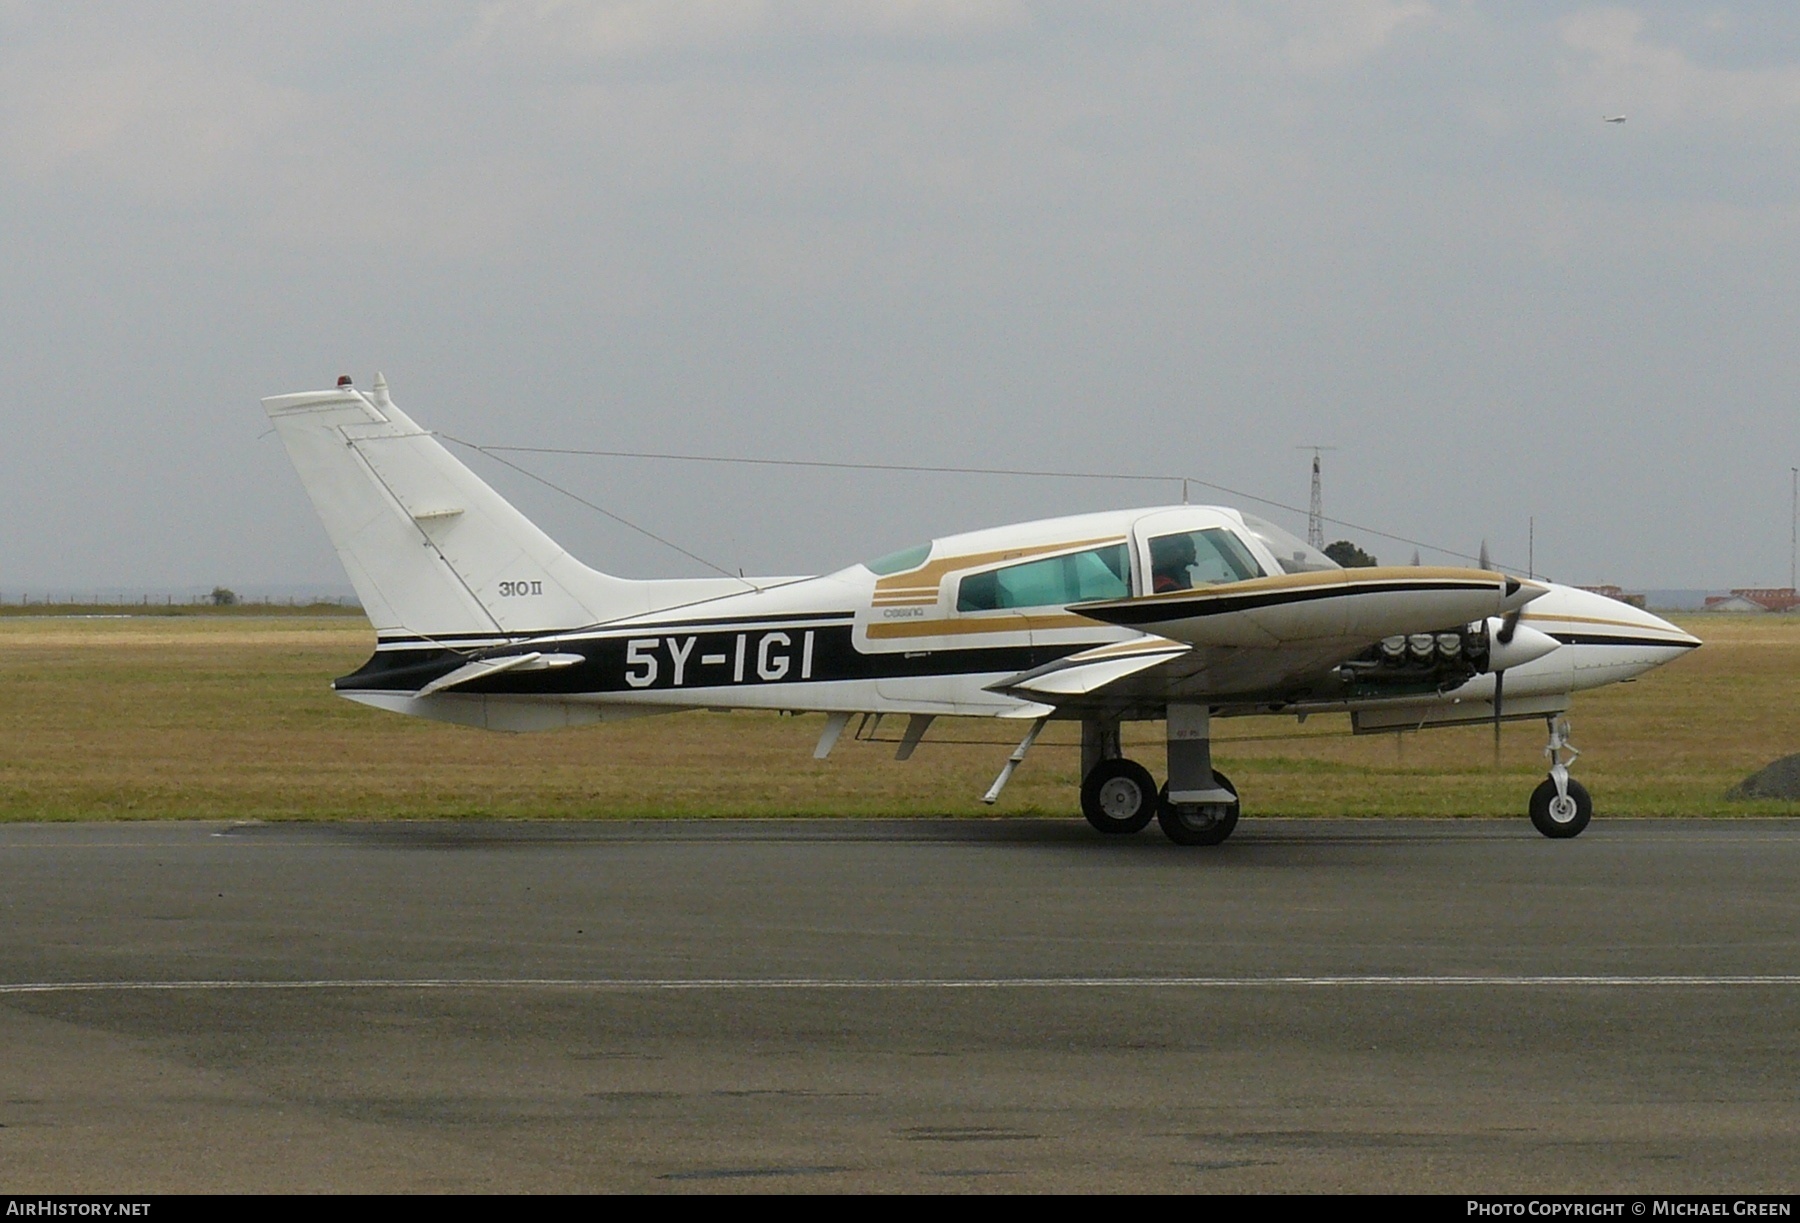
[264,376,638,638]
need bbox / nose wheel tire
[1529,776,1592,839]
[1156,772,1240,846]
[1081,758,1158,834]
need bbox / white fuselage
[334,503,1697,733]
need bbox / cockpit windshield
[1238,513,1341,575]
[1147,528,1264,592]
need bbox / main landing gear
[1080,706,1240,846]
[1529,714,1591,838]
[1080,757,1157,834]
[1079,708,1597,844]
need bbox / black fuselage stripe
[347,618,1694,697]
[1089,580,1497,625]
[340,624,1078,695]
[1547,633,1698,650]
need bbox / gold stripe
[866,613,1104,639]
[1521,612,1688,634]
[1067,639,1186,661]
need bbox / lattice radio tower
[1296,445,1337,550]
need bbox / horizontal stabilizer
[416,651,583,696]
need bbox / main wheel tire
[1529,776,1592,839]
[1155,771,1240,846]
[1081,758,1158,834]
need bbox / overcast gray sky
[3,1,1797,592]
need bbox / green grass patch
[0,601,360,618]
[0,613,1793,820]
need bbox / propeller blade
[1496,608,1522,645]
[1478,539,1490,571]
[1492,668,1505,764]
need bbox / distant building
[1702,588,1800,613]
[1576,584,1647,609]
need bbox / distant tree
[209,586,238,606]
[1324,540,1378,568]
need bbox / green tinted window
[864,543,931,576]
[957,544,1131,611]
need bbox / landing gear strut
[1157,703,1239,845]
[1077,709,1242,846]
[1529,714,1591,838]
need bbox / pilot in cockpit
[1150,533,1197,593]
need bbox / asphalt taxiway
[1,818,1796,1192]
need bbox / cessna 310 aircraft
[265,374,1699,845]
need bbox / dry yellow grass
[0,612,1793,820]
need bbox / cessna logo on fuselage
[623,630,817,689]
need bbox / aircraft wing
[992,639,1192,701]
[988,636,1361,711]
[1072,566,1540,648]
[991,567,1549,713]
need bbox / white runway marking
[3,974,1799,994]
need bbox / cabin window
[956,544,1132,612]
[1147,528,1264,593]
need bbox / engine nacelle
[1336,614,1561,697]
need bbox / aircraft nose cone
[1535,585,1701,679]
[1645,609,1702,649]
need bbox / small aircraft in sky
[1602,114,1627,123]
[266,375,1698,845]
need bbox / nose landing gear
[1529,715,1592,838]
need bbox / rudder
[264,374,633,639]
